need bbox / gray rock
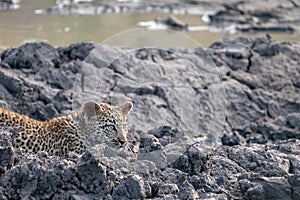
[157,183,179,197]
[289,172,300,200]
[239,180,265,200]
[208,0,300,34]
[179,181,200,200]
[155,15,189,31]
[210,37,300,144]
[0,37,299,199]
[170,143,209,175]
[221,132,240,146]
[0,131,13,175]
[76,151,108,193]
[138,150,168,170]
[139,134,163,153]
[112,175,145,199]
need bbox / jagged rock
[0,37,299,199]
[221,132,240,146]
[112,175,146,199]
[170,143,209,175]
[0,132,13,175]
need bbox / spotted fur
[0,101,133,156]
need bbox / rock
[0,37,299,199]
[148,126,182,146]
[138,150,168,170]
[0,131,13,175]
[206,140,300,199]
[289,172,300,200]
[170,143,209,175]
[0,131,299,199]
[76,151,108,193]
[208,0,300,34]
[239,179,265,200]
[139,134,163,153]
[157,183,179,197]
[179,182,200,200]
[0,0,20,11]
[112,175,145,199]
[257,177,292,200]
[210,37,300,144]
[0,42,94,120]
[155,15,188,31]
[221,132,240,146]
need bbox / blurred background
[1,0,300,50]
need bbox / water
[1,0,300,51]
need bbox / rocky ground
[0,37,300,199]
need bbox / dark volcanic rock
[0,132,13,175]
[170,142,209,175]
[0,37,299,199]
[221,132,240,146]
[207,0,300,33]
[209,36,300,144]
[0,42,95,120]
[0,131,298,199]
[112,175,146,199]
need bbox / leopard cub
[0,101,133,156]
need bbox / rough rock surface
[0,37,299,199]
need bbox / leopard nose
[118,132,127,144]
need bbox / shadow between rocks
[0,37,299,199]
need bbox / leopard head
[80,101,133,147]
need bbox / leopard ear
[119,101,133,115]
[82,101,100,117]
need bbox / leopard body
[0,101,133,156]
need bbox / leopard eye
[106,125,117,132]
